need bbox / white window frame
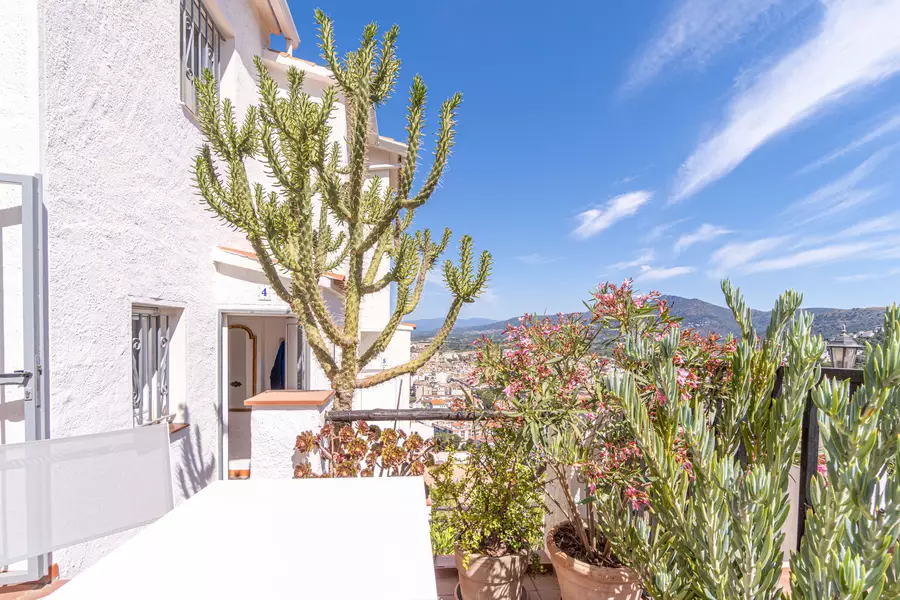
[180,0,224,112]
[131,307,171,426]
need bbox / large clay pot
[454,548,528,600]
[546,526,641,600]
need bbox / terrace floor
[435,567,561,600]
[0,568,561,599]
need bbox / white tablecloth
[53,477,436,599]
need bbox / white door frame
[0,173,49,585]
[216,307,292,481]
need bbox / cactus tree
[192,11,492,410]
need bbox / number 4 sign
[258,286,272,301]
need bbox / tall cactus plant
[192,11,492,410]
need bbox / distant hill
[412,295,885,344]
[409,316,497,334]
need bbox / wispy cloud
[425,271,445,288]
[674,223,732,254]
[710,236,789,275]
[515,253,561,266]
[572,191,653,239]
[792,211,900,248]
[636,265,696,281]
[623,0,796,94]
[745,241,876,273]
[614,175,639,186]
[672,0,900,202]
[841,212,900,237]
[787,146,895,223]
[834,273,878,283]
[834,267,900,282]
[610,249,656,270]
[796,109,900,175]
[642,218,690,242]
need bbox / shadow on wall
[173,405,216,498]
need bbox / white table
[53,477,437,599]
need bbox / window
[180,0,223,111]
[132,308,170,426]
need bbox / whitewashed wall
[250,404,330,478]
[30,0,271,576]
[1,0,414,577]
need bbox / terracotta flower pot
[546,526,641,600]
[454,548,528,600]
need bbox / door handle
[0,370,33,386]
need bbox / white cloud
[623,0,797,94]
[673,0,900,202]
[515,253,560,266]
[840,212,900,237]
[614,175,639,186]
[788,147,895,224]
[674,223,732,254]
[834,273,879,282]
[710,236,789,275]
[792,211,900,249]
[793,146,894,207]
[478,288,500,304]
[796,109,900,175]
[610,249,655,271]
[872,236,900,259]
[636,265,696,281]
[642,218,690,242]
[745,241,876,273]
[424,270,445,288]
[572,191,653,239]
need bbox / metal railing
[329,366,864,551]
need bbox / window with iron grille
[180,0,223,112]
[132,308,170,426]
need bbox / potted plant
[470,281,694,599]
[293,420,436,477]
[430,427,545,600]
[595,289,900,599]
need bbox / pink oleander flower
[655,388,667,405]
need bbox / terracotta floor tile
[0,581,67,600]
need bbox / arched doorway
[227,324,256,479]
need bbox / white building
[1,0,416,581]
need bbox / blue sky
[286,0,900,320]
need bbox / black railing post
[796,391,818,551]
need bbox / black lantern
[827,325,863,369]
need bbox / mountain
[409,316,497,334]
[412,295,885,344]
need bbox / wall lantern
[826,324,863,369]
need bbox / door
[0,173,48,584]
[226,325,255,477]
